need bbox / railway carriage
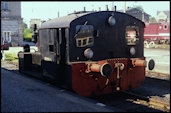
[18,11,154,96]
[144,22,170,44]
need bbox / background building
[1,1,23,46]
[156,11,170,23]
[30,19,41,30]
[118,7,150,23]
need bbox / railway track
[122,91,170,112]
[90,91,170,112]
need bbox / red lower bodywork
[71,58,145,96]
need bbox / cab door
[57,28,67,84]
[40,29,59,80]
[40,28,68,85]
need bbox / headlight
[84,48,93,59]
[108,16,116,26]
[130,47,136,55]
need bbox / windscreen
[125,26,139,45]
[75,25,94,47]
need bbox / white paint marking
[144,33,170,37]
[96,103,106,107]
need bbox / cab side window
[75,25,94,47]
[49,29,55,52]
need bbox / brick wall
[1,18,23,46]
[1,2,21,18]
[1,2,23,46]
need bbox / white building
[156,11,170,22]
[30,19,41,30]
[1,1,23,46]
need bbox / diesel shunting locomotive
[18,11,155,96]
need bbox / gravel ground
[1,61,18,70]
[90,92,165,112]
[129,76,170,103]
[146,71,170,80]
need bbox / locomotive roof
[40,12,90,29]
[40,11,145,29]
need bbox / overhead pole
[124,1,126,13]
[99,7,101,11]
[83,7,86,11]
[112,1,114,10]
[105,5,109,11]
[112,1,115,11]
[142,11,145,22]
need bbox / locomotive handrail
[59,29,62,45]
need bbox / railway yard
[1,47,170,112]
[1,1,170,112]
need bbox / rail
[122,91,170,112]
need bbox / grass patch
[145,44,170,49]
[156,44,170,49]
[4,53,18,63]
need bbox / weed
[4,53,18,63]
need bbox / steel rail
[122,91,170,112]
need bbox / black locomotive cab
[68,12,144,62]
[18,11,155,96]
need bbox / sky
[21,1,170,27]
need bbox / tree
[149,17,157,23]
[130,5,144,11]
[23,22,33,41]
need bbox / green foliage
[22,21,33,42]
[149,17,157,23]
[131,5,144,11]
[4,53,18,63]
[23,28,33,42]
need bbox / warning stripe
[144,33,170,37]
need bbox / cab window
[125,26,139,45]
[75,25,94,47]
